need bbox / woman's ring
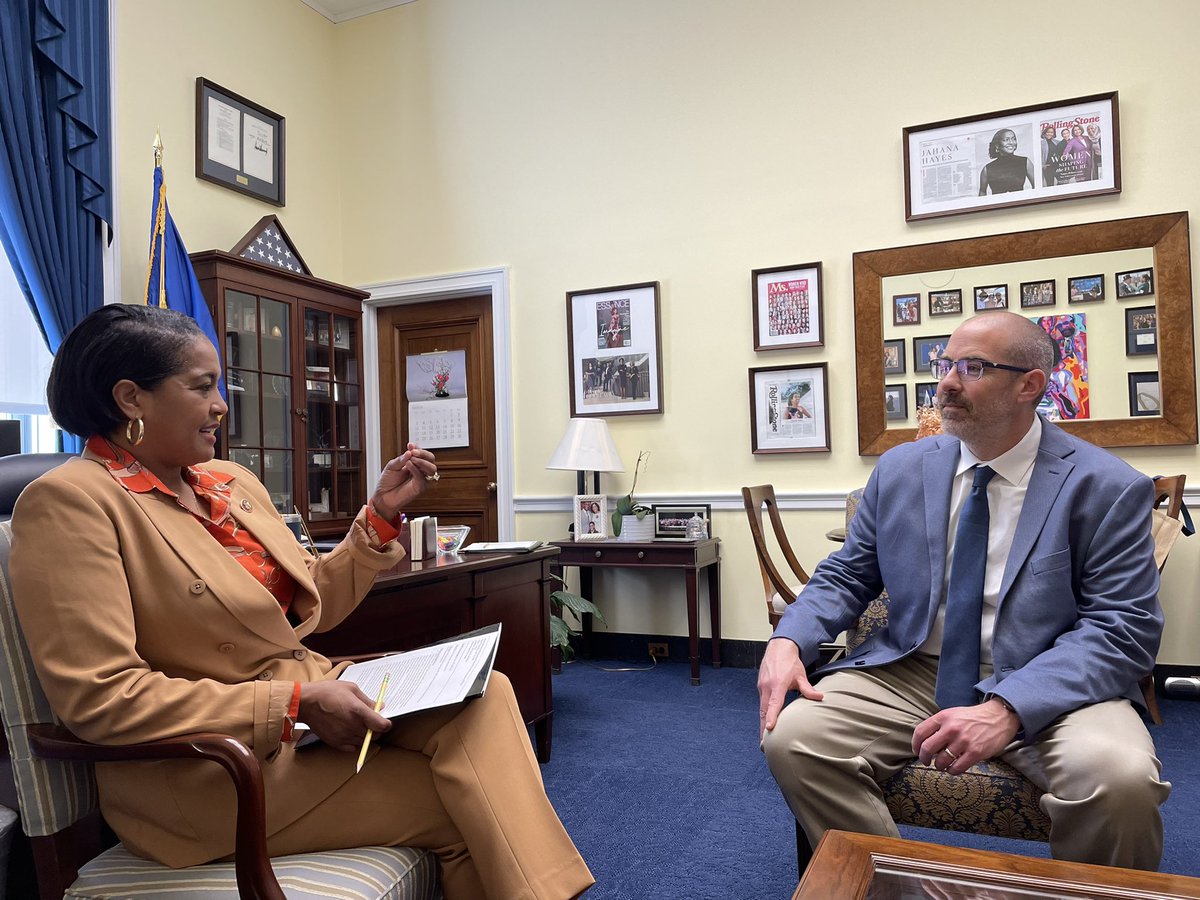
[426,472,440,482]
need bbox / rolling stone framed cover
[903,92,1120,221]
[566,281,664,417]
[751,262,825,350]
[748,363,830,454]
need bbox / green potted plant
[549,575,605,669]
[610,450,652,539]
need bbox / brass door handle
[487,482,498,492]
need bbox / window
[0,253,58,452]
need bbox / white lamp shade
[546,418,625,473]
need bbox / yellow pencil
[355,672,390,774]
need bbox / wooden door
[377,296,498,540]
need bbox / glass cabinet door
[224,290,294,514]
[304,310,362,521]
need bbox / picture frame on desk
[652,504,711,539]
[195,77,285,206]
[574,494,608,540]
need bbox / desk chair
[0,453,74,522]
[0,523,441,899]
[793,478,1186,873]
[741,485,810,628]
[1140,474,1188,724]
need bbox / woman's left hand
[371,443,438,522]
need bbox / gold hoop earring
[126,418,145,446]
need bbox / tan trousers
[268,673,594,900]
[762,654,1170,870]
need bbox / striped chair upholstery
[0,521,442,900]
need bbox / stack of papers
[460,540,543,554]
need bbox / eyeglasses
[930,357,1034,381]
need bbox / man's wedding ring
[426,472,440,482]
[942,748,958,761]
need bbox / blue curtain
[0,0,111,354]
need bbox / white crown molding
[298,0,416,24]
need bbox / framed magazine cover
[751,262,825,350]
[748,363,830,454]
[566,282,663,417]
[903,92,1120,221]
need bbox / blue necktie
[935,465,996,709]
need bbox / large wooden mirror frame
[853,211,1196,455]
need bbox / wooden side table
[551,538,721,684]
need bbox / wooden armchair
[741,485,811,628]
[794,476,1187,872]
[0,521,442,900]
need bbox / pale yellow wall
[112,0,1200,663]
[114,0,345,295]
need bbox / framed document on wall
[195,77,285,206]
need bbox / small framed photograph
[914,381,939,409]
[195,78,285,206]
[913,335,952,375]
[652,504,712,539]
[903,91,1120,221]
[892,293,921,326]
[748,363,831,454]
[1125,306,1157,356]
[752,262,824,350]
[1068,274,1105,303]
[883,339,906,376]
[567,282,663,417]
[1128,372,1161,417]
[574,495,609,540]
[884,384,908,421]
[333,319,350,350]
[436,525,471,553]
[1020,279,1057,308]
[928,289,963,317]
[974,284,1009,311]
[1116,267,1154,297]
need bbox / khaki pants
[268,673,594,900]
[762,654,1170,870]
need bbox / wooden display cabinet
[191,250,369,538]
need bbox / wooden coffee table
[795,831,1200,898]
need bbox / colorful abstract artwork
[1033,313,1089,420]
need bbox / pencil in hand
[355,672,390,774]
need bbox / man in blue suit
[759,311,1169,869]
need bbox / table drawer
[567,545,664,566]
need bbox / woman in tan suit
[10,304,593,900]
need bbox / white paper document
[295,624,500,746]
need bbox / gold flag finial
[153,130,163,167]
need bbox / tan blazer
[10,451,407,866]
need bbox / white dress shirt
[920,416,1042,664]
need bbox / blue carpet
[540,659,1200,899]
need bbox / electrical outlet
[648,642,669,659]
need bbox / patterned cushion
[66,845,441,900]
[883,759,1051,840]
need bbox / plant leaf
[610,510,622,535]
[615,495,634,515]
[551,589,606,624]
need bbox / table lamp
[546,417,624,495]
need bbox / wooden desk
[551,538,721,685]
[304,547,558,762]
[795,831,1200,898]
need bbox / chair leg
[1140,673,1164,726]
[795,820,815,877]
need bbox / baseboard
[580,632,766,668]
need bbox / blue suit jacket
[774,418,1162,739]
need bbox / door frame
[359,267,515,537]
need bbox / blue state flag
[144,163,226,397]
